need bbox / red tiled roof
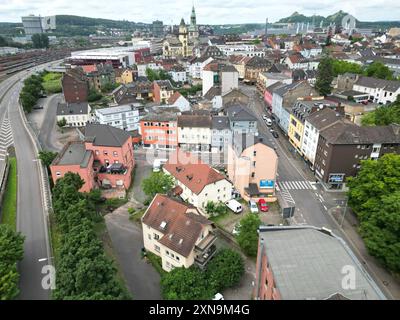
[142,194,212,257]
[164,151,226,195]
[82,65,97,73]
[167,91,182,105]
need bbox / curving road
[0,62,61,300]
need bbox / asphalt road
[38,94,63,152]
[0,62,61,300]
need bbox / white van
[265,118,272,126]
[153,158,168,172]
[225,199,243,213]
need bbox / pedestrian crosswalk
[0,114,14,161]
[277,180,316,191]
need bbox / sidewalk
[330,207,400,300]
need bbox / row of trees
[51,173,130,299]
[20,74,44,113]
[0,225,24,300]
[347,154,400,273]
[161,249,244,300]
[316,57,397,97]
[362,96,400,126]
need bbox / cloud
[0,0,399,24]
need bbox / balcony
[98,163,128,175]
[194,232,218,268]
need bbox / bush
[236,214,262,257]
[206,249,244,291]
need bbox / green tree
[0,36,8,47]
[0,225,25,300]
[315,56,334,96]
[236,214,262,257]
[347,154,400,273]
[364,61,394,80]
[38,150,58,168]
[161,265,214,300]
[31,33,49,49]
[88,88,103,102]
[141,172,174,199]
[57,117,67,128]
[206,249,244,291]
[332,60,363,76]
[361,98,400,126]
[205,201,227,216]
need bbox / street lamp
[339,198,349,228]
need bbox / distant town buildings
[21,15,56,36]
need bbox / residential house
[177,114,212,152]
[244,56,271,85]
[140,112,178,149]
[168,65,187,83]
[336,73,400,104]
[284,54,319,71]
[115,68,136,84]
[314,122,400,189]
[211,116,231,153]
[227,134,278,202]
[253,226,386,300]
[94,104,140,132]
[301,108,342,168]
[225,103,258,134]
[288,99,343,155]
[272,81,318,135]
[163,152,233,212]
[202,62,238,96]
[61,68,89,103]
[257,72,292,101]
[202,46,223,59]
[142,194,217,271]
[167,91,191,112]
[229,56,252,80]
[56,102,91,127]
[137,61,163,77]
[188,56,214,80]
[85,64,116,92]
[50,124,135,192]
[112,81,153,105]
[153,80,175,104]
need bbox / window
[166,250,170,256]
[253,161,256,167]
[253,151,257,156]
[103,150,108,155]
[154,245,160,252]
[148,234,151,240]
[113,151,118,157]
[251,172,255,178]
[153,234,159,240]
[56,172,61,177]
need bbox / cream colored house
[142,194,217,272]
[177,114,212,152]
[163,151,233,213]
[56,102,92,127]
[228,133,278,202]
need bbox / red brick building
[61,68,89,103]
[50,124,135,192]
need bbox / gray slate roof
[56,102,89,116]
[84,124,131,147]
[178,114,212,128]
[52,141,92,168]
[212,116,230,130]
[257,226,386,300]
[226,104,257,122]
[356,76,400,92]
[306,108,342,130]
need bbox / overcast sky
[0,0,399,24]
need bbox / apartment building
[227,134,278,202]
[314,122,400,189]
[142,194,217,272]
[140,112,178,149]
[153,80,175,104]
[61,68,89,103]
[177,114,212,152]
[50,124,135,192]
[202,62,238,96]
[211,116,231,153]
[225,104,258,135]
[94,104,140,131]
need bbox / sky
[0,0,399,24]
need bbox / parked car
[225,199,243,213]
[265,118,272,126]
[213,293,224,300]
[258,199,269,212]
[153,158,168,172]
[262,114,268,121]
[249,200,259,213]
[272,131,279,139]
[232,223,241,236]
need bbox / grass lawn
[146,252,166,276]
[1,157,17,230]
[42,72,62,94]
[129,207,147,224]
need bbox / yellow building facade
[288,114,305,154]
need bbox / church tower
[179,18,189,57]
[188,5,199,40]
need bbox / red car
[258,199,269,212]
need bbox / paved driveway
[105,203,162,300]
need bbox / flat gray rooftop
[259,226,386,300]
[56,142,91,168]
